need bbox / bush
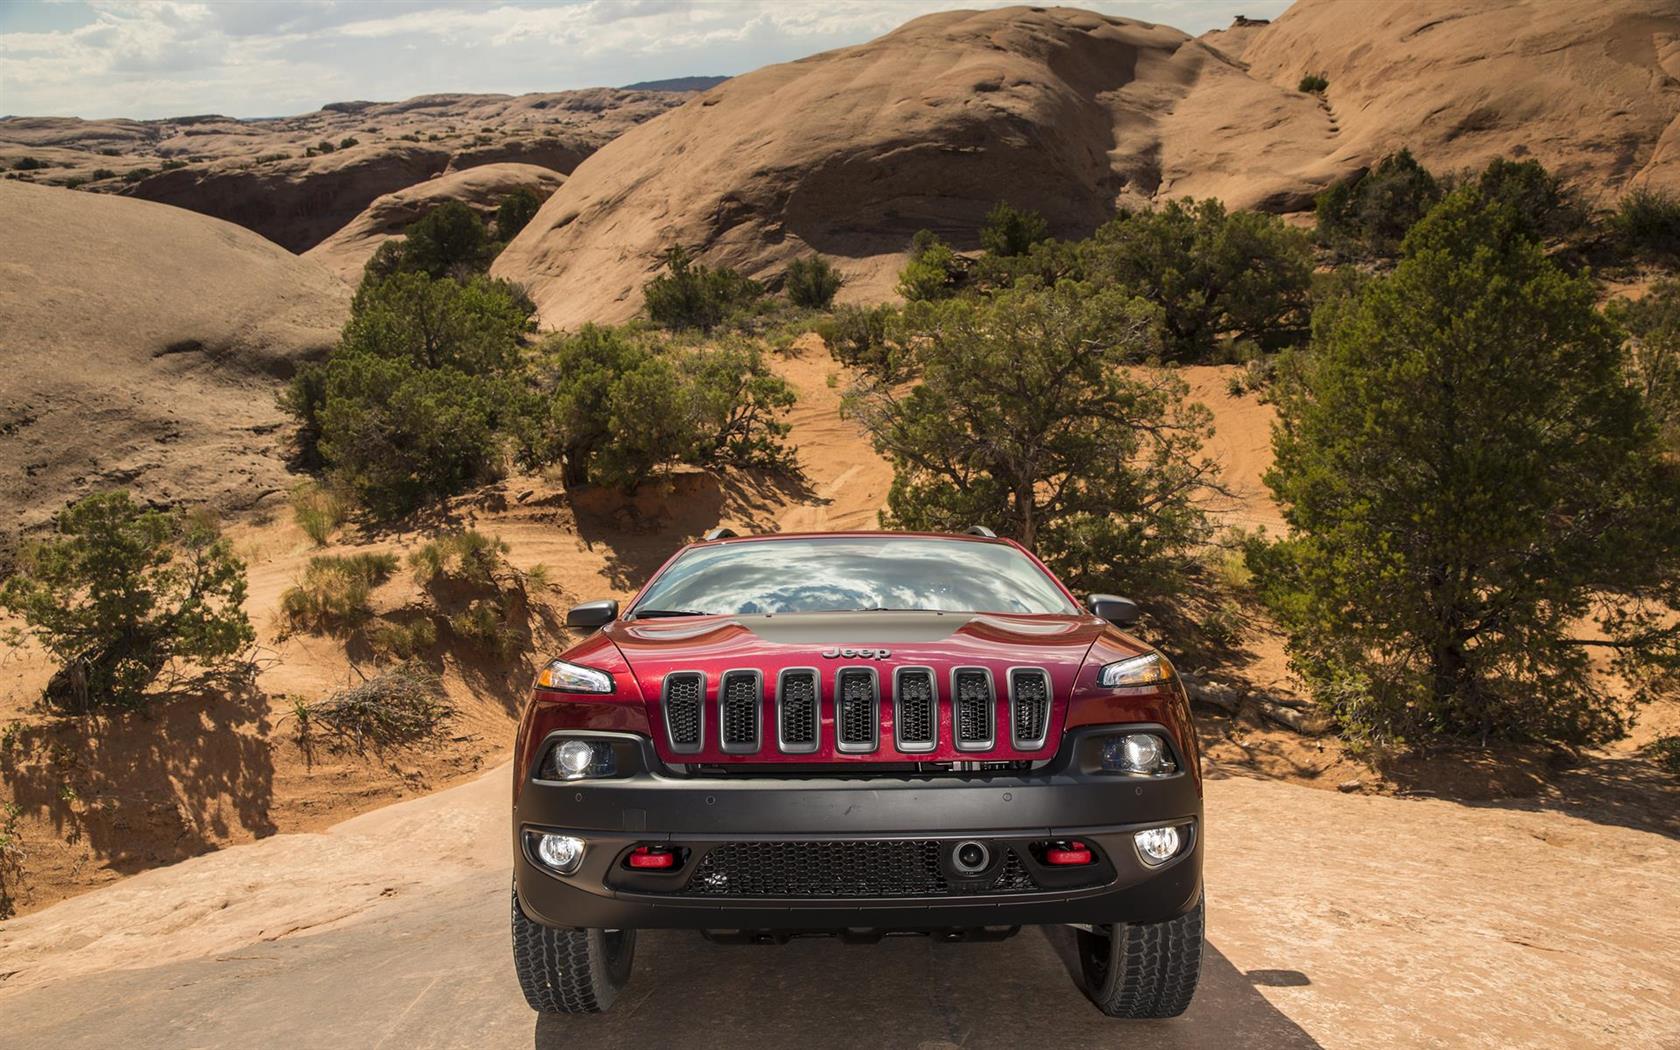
[402,201,493,277]
[1315,149,1442,257]
[816,304,905,378]
[121,168,154,183]
[12,157,46,171]
[784,255,844,309]
[1608,278,1680,453]
[316,140,336,154]
[160,158,187,171]
[644,246,763,330]
[286,271,532,515]
[0,802,23,920]
[0,492,254,710]
[495,188,542,240]
[896,229,962,302]
[409,529,510,589]
[279,552,399,633]
[410,531,523,655]
[90,168,116,180]
[845,282,1216,596]
[1612,187,1680,263]
[290,481,348,545]
[1475,157,1584,243]
[1298,73,1329,93]
[1648,734,1680,775]
[365,616,437,661]
[1254,187,1680,749]
[293,664,453,752]
[339,136,359,149]
[980,202,1050,258]
[524,325,797,490]
[1082,198,1313,360]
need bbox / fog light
[535,833,586,875]
[1134,826,1181,866]
[556,740,595,777]
[543,738,616,781]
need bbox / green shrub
[0,492,254,710]
[1082,198,1313,360]
[1298,73,1329,93]
[316,140,336,154]
[896,229,962,302]
[255,152,289,163]
[979,202,1050,258]
[99,147,121,156]
[279,552,399,633]
[1254,187,1680,749]
[90,168,116,180]
[365,616,437,661]
[1475,157,1584,242]
[12,157,46,171]
[409,529,511,589]
[1608,278,1680,453]
[682,344,798,470]
[816,304,905,378]
[495,188,542,240]
[402,201,493,277]
[644,246,763,331]
[339,136,359,149]
[448,599,519,658]
[0,802,23,920]
[290,481,349,545]
[1315,149,1442,257]
[1612,187,1680,263]
[160,158,187,171]
[784,255,844,309]
[121,168,154,183]
[845,282,1215,596]
[62,177,87,189]
[1648,734,1680,775]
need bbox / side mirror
[1086,593,1140,628]
[565,599,619,629]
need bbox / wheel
[511,892,637,1013]
[1075,896,1204,1018]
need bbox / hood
[603,611,1139,765]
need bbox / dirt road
[2,764,1674,1050]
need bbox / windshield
[630,537,1078,617]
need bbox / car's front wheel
[1075,896,1204,1018]
[511,892,636,1013]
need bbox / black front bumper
[513,729,1202,931]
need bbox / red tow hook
[626,846,678,870]
[1044,840,1095,866]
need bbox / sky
[0,0,1293,120]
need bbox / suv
[511,531,1203,1018]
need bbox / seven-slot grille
[1009,668,1051,749]
[777,669,819,752]
[677,840,1040,898]
[893,668,937,751]
[659,666,1047,755]
[835,668,879,752]
[719,670,761,753]
[953,668,995,750]
[662,671,704,753]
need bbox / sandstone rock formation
[0,181,351,551]
[304,163,566,283]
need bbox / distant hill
[493,0,1680,329]
[621,76,730,92]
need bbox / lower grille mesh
[664,672,702,749]
[680,840,1039,898]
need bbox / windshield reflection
[631,538,1078,616]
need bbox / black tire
[511,892,637,1014]
[1075,896,1204,1018]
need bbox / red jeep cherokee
[511,530,1203,1018]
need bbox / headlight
[541,738,618,780]
[1098,652,1174,689]
[535,659,614,694]
[1098,732,1178,776]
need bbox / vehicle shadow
[534,927,1321,1050]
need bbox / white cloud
[1,0,1292,119]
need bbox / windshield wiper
[632,608,711,619]
[859,606,942,613]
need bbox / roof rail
[702,527,739,541]
[964,525,998,538]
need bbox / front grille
[777,669,818,752]
[679,840,1039,898]
[663,671,703,752]
[720,670,761,753]
[1010,669,1051,748]
[835,668,878,752]
[953,668,993,749]
[894,668,936,751]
